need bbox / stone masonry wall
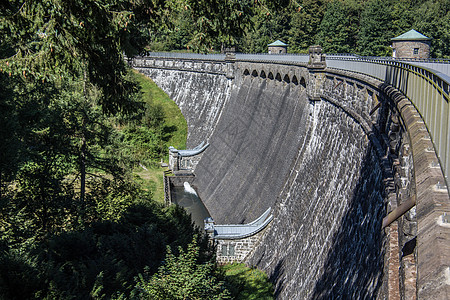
[215,225,270,264]
[392,41,430,59]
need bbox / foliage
[357,0,394,56]
[222,263,274,300]
[412,0,450,58]
[288,0,329,53]
[136,236,231,299]
[1,199,209,299]
[132,70,187,154]
[316,0,359,53]
[145,0,450,58]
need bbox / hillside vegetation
[0,0,276,298]
[150,0,449,58]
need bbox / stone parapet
[132,56,229,76]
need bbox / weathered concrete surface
[140,66,388,299]
[246,100,386,299]
[194,76,309,224]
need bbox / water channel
[170,182,211,229]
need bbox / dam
[132,48,450,299]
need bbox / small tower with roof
[391,29,431,59]
[268,40,288,54]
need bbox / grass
[133,165,168,203]
[222,263,274,300]
[131,70,187,203]
[132,70,187,152]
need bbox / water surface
[171,182,211,229]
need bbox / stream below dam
[170,183,211,229]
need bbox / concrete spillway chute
[204,207,273,240]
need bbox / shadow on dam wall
[193,75,309,224]
[243,98,386,299]
[310,146,385,299]
[143,68,387,299]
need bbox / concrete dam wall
[138,62,390,298]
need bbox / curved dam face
[140,66,387,299]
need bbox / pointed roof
[268,40,288,46]
[391,29,431,41]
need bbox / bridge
[131,48,450,299]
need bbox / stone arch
[275,73,282,82]
[252,70,258,77]
[300,77,306,88]
[292,75,299,85]
[260,70,267,79]
[243,69,250,76]
[283,74,290,84]
[268,72,274,80]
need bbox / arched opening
[283,74,290,84]
[292,75,299,85]
[300,77,306,88]
[268,72,274,80]
[252,70,258,77]
[260,70,266,79]
[275,73,282,81]
[243,69,250,76]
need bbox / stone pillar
[168,147,179,171]
[204,217,215,239]
[225,47,235,79]
[306,45,326,102]
[307,45,326,69]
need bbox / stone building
[268,40,287,54]
[391,29,431,59]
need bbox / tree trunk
[80,134,86,203]
[80,69,87,204]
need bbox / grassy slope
[132,70,187,203]
[133,70,187,152]
[222,263,274,300]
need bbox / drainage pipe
[382,195,416,229]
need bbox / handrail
[326,58,449,186]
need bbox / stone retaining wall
[214,225,270,264]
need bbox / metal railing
[327,57,450,185]
[328,55,450,79]
[141,52,450,75]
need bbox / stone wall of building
[268,46,287,54]
[392,40,430,59]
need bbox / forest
[0,0,448,299]
[150,0,450,58]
